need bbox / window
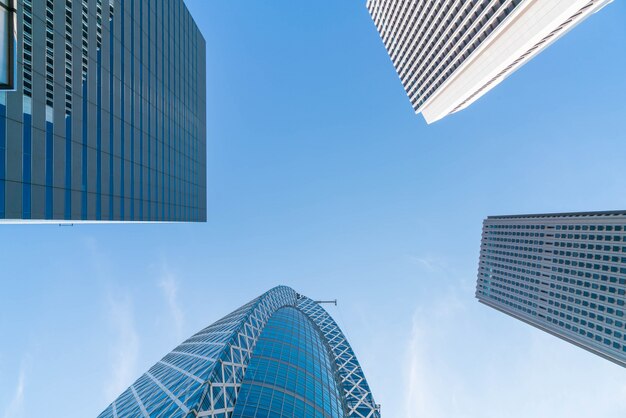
[0,0,15,89]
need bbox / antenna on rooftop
[315,299,337,306]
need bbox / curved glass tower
[97,286,380,418]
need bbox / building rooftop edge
[486,210,626,220]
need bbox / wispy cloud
[403,288,467,418]
[158,268,185,342]
[104,292,140,402]
[402,280,626,418]
[3,359,28,418]
[408,255,448,274]
[404,317,435,418]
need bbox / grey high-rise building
[0,0,206,222]
[476,210,626,367]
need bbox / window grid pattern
[80,0,87,79]
[0,0,206,222]
[476,212,626,367]
[366,0,522,112]
[232,307,344,418]
[45,0,54,108]
[64,0,72,114]
[298,298,380,418]
[450,0,603,115]
[98,286,380,418]
[22,0,32,97]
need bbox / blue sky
[2,1,626,417]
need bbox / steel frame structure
[98,286,380,418]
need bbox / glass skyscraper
[476,210,626,367]
[0,0,206,222]
[98,286,381,417]
[366,0,613,123]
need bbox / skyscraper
[366,0,613,124]
[0,0,206,222]
[98,286,381,418]
[476,210,626,367]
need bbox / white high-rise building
[366,0,613,124]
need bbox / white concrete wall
[421,0,612,124]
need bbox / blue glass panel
[139,0,143,221]
[0,99,5,218]
[82,79,88,220]
[45,121,53,219]
[65,114,71,220]
[129,0,135,221]
[119,0,125,220]
[232,308,344,418]
[22,112,31,219]
[109,17,114,220]
[96,48,102,220]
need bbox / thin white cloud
[402,280,626,418]
[3,360,27,418]
[405,316,435,418]
[104,292,140,402]
[408,255,447,274]
[403,287,467,418]
[158,269,185,342]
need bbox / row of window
[545,316,626,354]
[484,254,542,270]
[553,241,626,253]
[548,304,626,331]
[488,224,547,230]
[556,224,625,232]
[484,247,544,262]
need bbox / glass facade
[0,0,206,222]
[98,286,380,418]
[476,210,626,367]
[233,307,344,418]
[0,0,15,90]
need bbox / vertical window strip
[183,9,190,220]
[64,0,73,219]
[194,28,198,221]
[96,0,102,219]
[64,0,72,114]
[0,92,5,218]
[194,26,197,221]
[45,0,54,219]
[166,0,171,220]
[138,0,143,220]
[146,0,153,221]
[129,0,134,220]
[175,0,180,220]
[22,0,33,219]
[166,1,173,220]
[108,0,114,220]
[187,20,191,221]
[119,0,125,220]
[160,0,164,221]
[81,0,88,219]
[22,0,32,98]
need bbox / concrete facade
[476,210,626,367]
[366,0,613,123]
